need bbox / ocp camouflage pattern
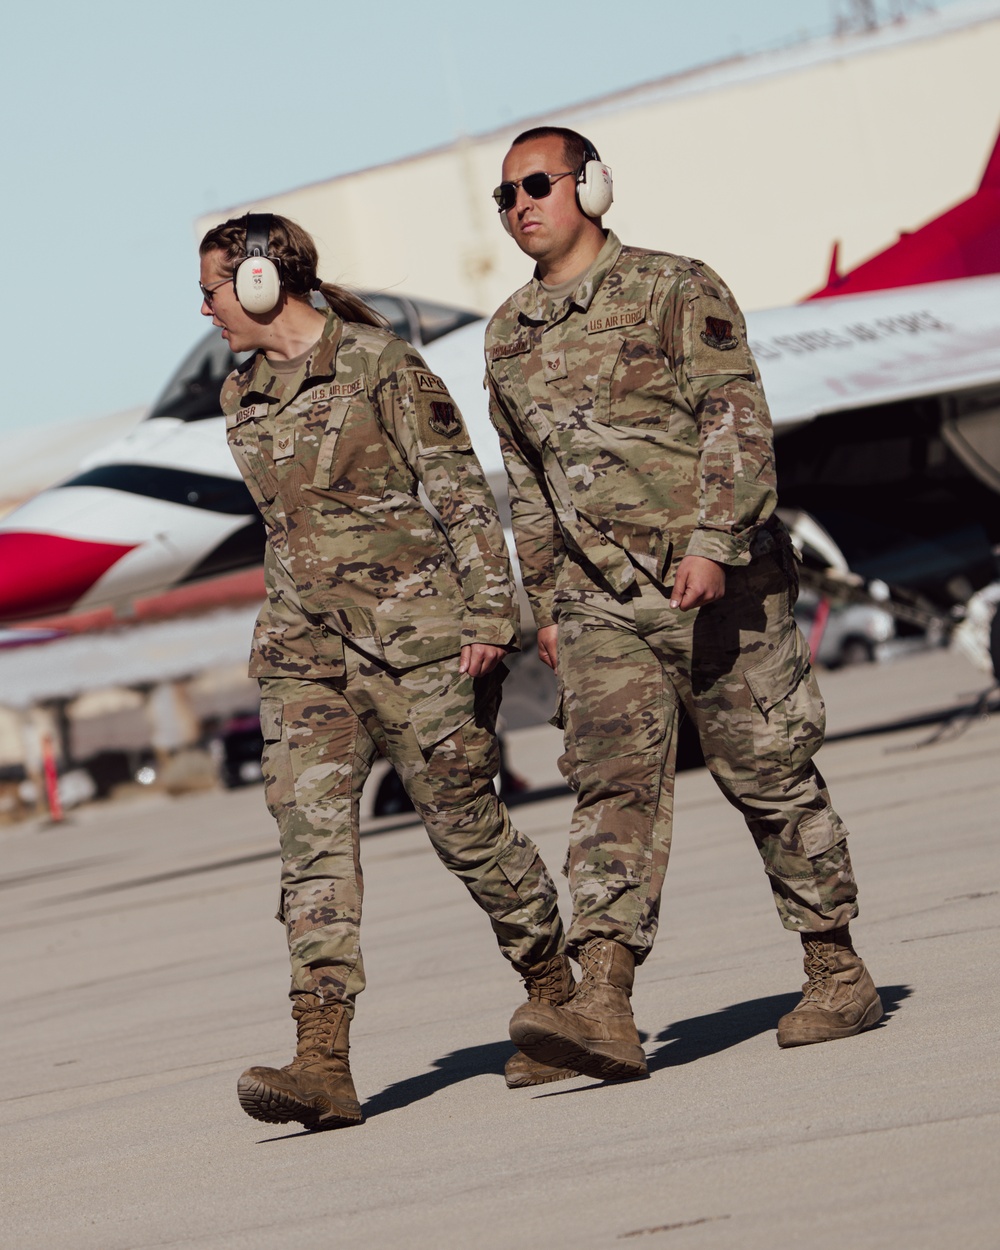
[259,655,564,1004]
[554,557,858,951]
[221,302,518,677]
[485,230,778,629]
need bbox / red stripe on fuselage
[0,532,137,621]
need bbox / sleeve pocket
[259,697,284,743]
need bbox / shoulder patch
[686,298,754,379]
[413,370,450,395]
[700,317,739,351]
[428,401,462,438]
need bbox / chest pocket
[495,360,556,451]
[598,331,682,431]
[308,397,388,503]
[227,408,278,510]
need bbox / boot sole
[510,1021,648,1083]
[505,1065,580,1090]
[777,994,884,1048]
[237,1074,363,1130]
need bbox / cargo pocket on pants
[259,696,292,821]
[488,831,548,916]
[744,625,825,784]
[409,672,478,795]
[496,831,537,888]
[766,809,853,923]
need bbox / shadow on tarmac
[646,982,912,1071]
[360,1039,516,1120]
[255,984,913,1136]
[253,1042,515,1140]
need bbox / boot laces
[523,957,570,1003]
[295,1004,337,1057]
[801,940,834,1003]
[577,941,606,980]
[573,942,610,1003]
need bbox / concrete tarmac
[2,648,998,1250]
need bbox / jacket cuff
[460,615,519,649]
[684,528,753,567]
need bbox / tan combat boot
[237,998,363,1130]
[505,954,580,1088]
[777,927,883,1047]
[509,938,647,1082]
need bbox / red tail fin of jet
[807,127,1000,300]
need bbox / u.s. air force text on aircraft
[752,311,950,361]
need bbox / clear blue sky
[0,0,952,440]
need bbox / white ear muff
[234,254,282,314]
[576,161,614,219]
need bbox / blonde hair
[199,214,386,328]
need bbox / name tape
[489,339,532,361]
[227,402,269,427]
[587,307,645,334]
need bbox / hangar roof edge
[199,0,1000,223]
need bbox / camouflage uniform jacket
[485,230,778,629]
[221,306,518,676]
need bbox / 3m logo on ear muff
[234,214,282,314]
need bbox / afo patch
[429,401,461,438]
[700,317,739,351]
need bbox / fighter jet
[0,294,479,623]
[809,129,1000,298]
[2,132,999,634]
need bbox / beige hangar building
[197,1,1000,318]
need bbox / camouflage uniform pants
[555,552,859,962]
[258,647,563,1010]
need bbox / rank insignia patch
[542,348,568,382]
[429,401,461,437]
[274,431,295,460]
[700,317,739,350]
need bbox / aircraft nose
[0,531,137,622]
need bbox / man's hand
[536,624,558,671]
[670,555,726,610]
[459,643,505,677]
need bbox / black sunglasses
[199,276,231,306]
[492,170,575,213]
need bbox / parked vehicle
[217,714,264,789]
[795,589,896,668]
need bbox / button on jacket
[221,306,518,676]
[484,230,778,629]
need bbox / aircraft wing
[750,273,1000,427]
